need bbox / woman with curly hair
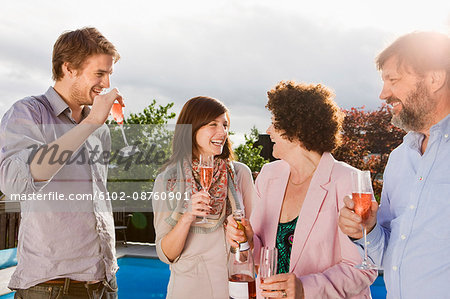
[152,96,256,298]
[226,81,377,298]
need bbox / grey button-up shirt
[0,87,117,289]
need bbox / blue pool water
[116,257,170,298]
[116,257,387,298]
[0,257,386,298]
[0,257,171,299]
[370,275,388,299]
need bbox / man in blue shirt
[339,32,450,299]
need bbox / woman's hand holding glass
[225,214,254,249]
[260,273,304,299]
[182,191,212,223]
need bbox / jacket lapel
[265,161,290,249]
[289,153,334,273]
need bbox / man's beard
[69,82,92,106]
[391,81,436,132]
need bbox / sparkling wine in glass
[196,154,214,224]
[111,103,139,157]
[351,170,378,270]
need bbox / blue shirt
[357,114,450,299]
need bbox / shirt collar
[44,86,91,121]
[404,113,450,148]
[403,131,424,150]
[430,113,450,143]
[44,86,69,117]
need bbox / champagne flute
[259,247,278,299]
[351,170,378,270]
[111,102,139,157]
[196,154,214,224]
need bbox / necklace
[289,167,316,186]
[289,178,308,186]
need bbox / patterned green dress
[276,216,299,274]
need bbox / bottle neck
[239,241,250,251]
[230,241,250,254]
[230,242,250,252]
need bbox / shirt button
[392,266,398,271]
[410,205,415,210]
[401,235,406,240]
[445,134,448,138]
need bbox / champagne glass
[259,247,278,299]
[111,102,139,157]
[195,154,214,224]
[259,247,278,280]
[351,170,378,270]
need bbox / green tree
[107,100,176,212]
[125,100,176,125]
[235,126,269,175]
[0,102,176,200]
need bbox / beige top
[152,162,256,299]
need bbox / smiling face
[379,56,437,132]
[195,113,229,157]
[69,54,114,106]
[266,117,297,159]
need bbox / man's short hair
[52,27,120,81]
[376,31,450,86]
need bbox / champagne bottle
[233,210,250,251]
[228,210,256,299]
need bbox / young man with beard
[339,31,450,298]
[0,27,123,298]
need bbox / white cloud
[0,0,448,142]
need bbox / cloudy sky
[0,0,448,144]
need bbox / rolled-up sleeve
[152,173,181,264]
[0,100,50,197]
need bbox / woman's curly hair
[266,81,344,154]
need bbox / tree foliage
[234,126,269,175]
[125,100,176,125]
[333,104,406,200]
[107,100,176,212]
[0,101,176,206]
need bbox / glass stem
[119,125,130,146]
[363,225,368,263]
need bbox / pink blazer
[251,153,377,298]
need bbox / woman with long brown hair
[152,96,256,298]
